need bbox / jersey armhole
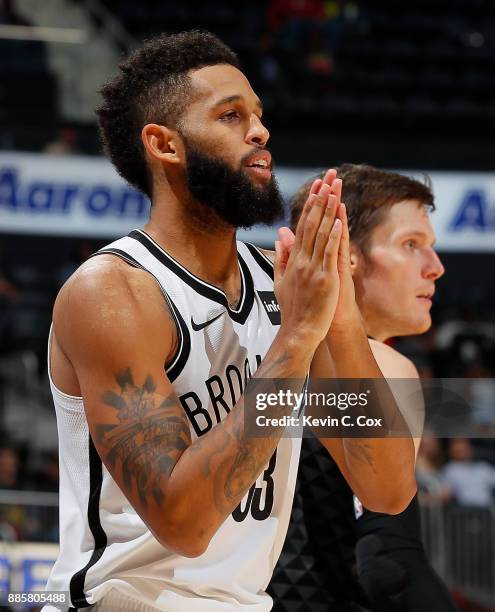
[94,249,191,382]
[243,243,275,281]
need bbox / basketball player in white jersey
[44,32,415,612]
[273,164,454,611]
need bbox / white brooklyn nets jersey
[44,230,302,612]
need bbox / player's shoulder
[53,253,178,368]
[257,247,275,264]
[58,254,156,304]
[368,338,419,379]
[54,254,168,334]
[239,242,275,265]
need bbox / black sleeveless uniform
[270,434,457,611]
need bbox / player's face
[353,200,445,339]
[186,65,271,176]
[177,64,283,228]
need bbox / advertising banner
[0,542,58,599]
[1,152,494,251]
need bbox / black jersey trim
[94,247,141,269]
[94,248,191,383]
[69,435,107,609]
[128,230,255,324]
[164,293,191,383]
[244,243,274,281]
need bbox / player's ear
[141,124,183,165]
[349,242,361,276]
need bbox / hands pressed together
[274,169,360,352]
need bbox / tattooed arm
[275,172,416,514]
[51,182,344,557]
[53,259,291,557]
[310,336,417,515]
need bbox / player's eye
[404,239,417,249]
[220,111,240,122]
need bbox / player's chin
[412,313,432,335]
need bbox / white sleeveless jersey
[44,230,302,612]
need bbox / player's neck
[144,197,241,290]
[360,305,394,343]
[364,323,390,344]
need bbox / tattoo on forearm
[186,350,297,513]
[344,439,376,472]
[254,352,290,379]
[222,351,296,503]
[224,440,271,501]
[95,349,300,517]
[96,368,190,508]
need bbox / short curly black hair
[96,30,239,198]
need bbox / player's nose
[424,249,445,280]
[246,114,269,147]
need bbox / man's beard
[183,140,284,229]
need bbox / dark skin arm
[53,261,302,558]
[52,178,344,557]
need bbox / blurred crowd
[0,240,102,369]
[0,438,58,542]
[2,0,495,153]
[101,0,495,122]
[0,0,56,126]
[417,436,495,508]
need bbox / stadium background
[0,0,494,610]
